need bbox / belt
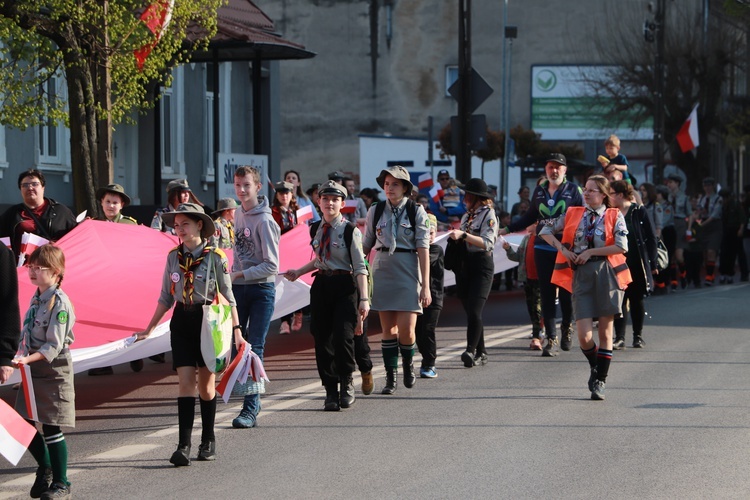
[580,255,606,262]
[376,247,416,253]
[313,269,352,277]
[176,301,210,312]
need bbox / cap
[96,183,131,206]
[212,198,239,215]
[376,165,414,194]
[666,173,683,184]
[274,181,294,193]
[546,153,567,167]
[327,171,346,181]
[437,169,450,177]
[702,177,715,186]
[317,180,347,198]
[161,203,215,240]
[166,179,191,193]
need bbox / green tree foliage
[0,0,224,213]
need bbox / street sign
[451,114,487,152]
[448,68,494,114]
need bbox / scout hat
[547,153,567,167]
[376,165,413,194]
[166,178,191,193]
[461,178,493,199]
[96,183,131,207]
[317,180,347,198]
[274,181,294,193]
[161,203,215,240]
[212,198,238,215]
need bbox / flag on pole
[0,399,37,466]
[19,364,38,422]
[429,185,444,203]
[133,0,175,71]
[676,104,700,153]
[296,205,314,224]
[418,173,434,190]
[18,233,49,267]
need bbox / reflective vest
[551,206,632,293]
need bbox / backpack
[371,199,418,237]
[310,220,373,302]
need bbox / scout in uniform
[284,180,370,411]
[135,203,241,466]
[211,197,238,249]
[14,245,76,499]
[151,179,206,234]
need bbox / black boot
[339,376,355,408]
[402,359,416,389]
[613,336,626,350]
[324,385,340,411]
[381,368,397,395]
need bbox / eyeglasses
[438,177,450,181]
[21,182,41,189]
[26,266,50,274]
[582,188,602,194]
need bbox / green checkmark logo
[536,70,557,92]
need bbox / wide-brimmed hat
[317,180,347,198]
[212,198,238,215]
[461,178,493,199]
[274,181,294,193]
[96,183,131,206]
[161,203,215,240]
[546,153,567,167]
[376,165,414,194]
[166,179,191,193]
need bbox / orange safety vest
[551,206,632,293]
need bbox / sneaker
[360,371,374,395]
[529,338,543,350]
[197,440,216,461]
[591,380,606,400]
[169,445,191,467]
[420,366,437,378]
[232,409,257,429]
[30,467,52,498]
[40,482,71,500]
[588,366,598,392]
[291,311,303,331]
[461,350,475,368]
[474,353,488,365]
[632,336,645,348]
[612,338,625,350]
[279,321,291,335]
[542,337,559,357]
[560,329,573,351]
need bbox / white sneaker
[279,322,291,335]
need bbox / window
[160,88,173,171]
[159,66,185,175]
[38,75,64,165]
[204,91,214,173]
[445,65,459,97]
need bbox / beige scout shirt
[158,243,237,308]
[362,199,430,252]
[459,205,498,253]
[19,285,75,362]
[311,215,368,276]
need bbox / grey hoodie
[233,195,280,284]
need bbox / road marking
[89,444,160,459]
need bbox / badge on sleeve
[171,272,181,283]
[222,261,229,274]
[57,311,68,324]
[488,219,495,227]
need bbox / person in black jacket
[499,153,584,356]
[415,214,444,378]
[0,169,77,260]
[610,181,657,349]
[0,244,21,384]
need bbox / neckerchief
[389,203,403,255]
[318,222,332,261]
[177,245,211,304]
[585,208,604,248]
[225,220,235,245]
[19,294,40,355]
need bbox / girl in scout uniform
[362,165,431,395]
[211,197,238,249]
[14,245,75,499]
[272,181,304,334]
[135,203,241,467]
[539,175,631,401]
[447,179,498,368]
[283,180,370,411]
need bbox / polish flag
[429,185,444,203]
[418,173,434,190]
[296,205,314,224]
[134,0,175,71]
[19,364,38,422]
[18,232,49,267]
[0,399,37,466]
[216,342,249,404]
[341,204,356,214]
[676,104,699,153]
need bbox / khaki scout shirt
[212,217,234,249]
[19,285,75,362]
[362,199,430,252]
[311,215,368,276]
[541,205,629,254]
[158,243,237,308]
[459,205,498,253]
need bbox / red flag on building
[676,104,700,153]
[133,0,175,71]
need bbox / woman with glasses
[539,175,631,401]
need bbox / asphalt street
[1,282,749,499]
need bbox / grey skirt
[16,350,75,427]
[572,260,624,320]
[674,218,689,250]
[371,250,423,313]
[698,219,722,252]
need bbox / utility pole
[456,0,472,184]
[653,0,665,184]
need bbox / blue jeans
[233,282,276,417]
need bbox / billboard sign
[531,65,652,141]
[217,153,269,200]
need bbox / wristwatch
[461,231,468,240]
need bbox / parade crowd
[1,136,749,497]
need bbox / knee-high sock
[582,344,598,368]
[45,431,68,486]
[399,342,415,364]
[596,348,613,382]
[381,338,399,369]
[177,396,196,447]
[199,395,217,443]
[28,430,51,469]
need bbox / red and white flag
[0,398,37,466]
[18,232,49,267]
[296,205,314,224]
[340,204,356,214]
[19,364,38,422]
[676,104,699,153]
[133,0,175,71]
[418,173,434,190]
[429,185,444,203]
